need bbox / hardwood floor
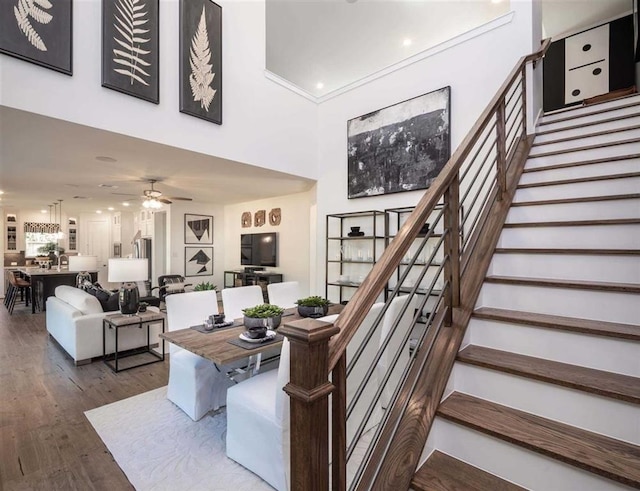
[0,303,169,490]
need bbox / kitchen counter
[16,269,98,313]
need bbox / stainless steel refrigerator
[133,238,152,287]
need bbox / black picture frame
[101,0,159,104]
[179,0,222,125]
[0,0,72,75]
[184,213,213,244]
[347,86,451,199]
[185,246,213,277]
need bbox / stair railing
[279,39,550,491]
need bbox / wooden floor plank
[412,450,526,491]
[457,345,640,404]
[437,392,640,488]
[472,307,640,341]
[485,275,640,294]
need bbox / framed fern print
[179,0,222,125]
[0,0,72,75]
[102,0,159,104]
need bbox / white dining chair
[221,285,265,320]
[165,290,233,421]
[266,281,301,309]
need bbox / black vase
[297,305,329,319]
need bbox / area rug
[85,386,273,491]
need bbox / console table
[223,270,283,302]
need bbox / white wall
[313,3,535,293]
[167,201,224,291]
[0,0,318,179]
[223,190,313,296]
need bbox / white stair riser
[530,128,640,156]
[477,283,639,324]
[535,115,640,143]
[468,318,640,377]
[452,365,639,444]
[431,419,631,491]
[520,158,640,184]
[498,224,640,249]
[525,141,639,168]
[488,253,640,284]
[514,177,640,201]
[541,97,640,125]
[507,199,640,222]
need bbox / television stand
[224,270,283,302]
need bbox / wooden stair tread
[485,275,640,293]
[511,193,640,207]
[503,218,640,228]
[437,392,640,487]
[457,345,640,404]
[532,124,640,147]
[528,137,639,159]
[517,171,640,188]
[536,112,640,136]
[493,248,640,256]
[473,307,640,340]
[538,99,640,126]
[411,450,526,491]
[523,153,640,174]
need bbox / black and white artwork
[184,214,213,244]
[102,0,159,103]
[347,86,451,199]
[0,0,72,74]
[179,0,222,124]
[185,246,213,277]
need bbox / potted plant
[37,242,64,263]
[295,296,330,318]
[242,303,285,330]
[194,281,217,291]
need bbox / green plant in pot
[194,281,217,291]
[38,242,65,262]
[242,304,285,335]
[295,296,330,318]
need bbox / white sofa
[46,285,156,365]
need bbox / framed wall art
[347,86,451,199]
[101,0,160,103]
[185,246,213,277]
[179,0,222,124]
[0,0,72,75]
[185,213,213,244]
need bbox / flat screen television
[241,232,278,267]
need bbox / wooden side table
[102,311,166,372]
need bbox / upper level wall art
[0,0,72,75]
[179,0,222,125]
[101,0,160,104]
[347,86,451,199]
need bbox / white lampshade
[108,258,148,283]
[68,255,98,272]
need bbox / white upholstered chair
[221,285,264,320]
[266,281,301,309]
[165,290,233,421]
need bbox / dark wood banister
[280,38,550,491]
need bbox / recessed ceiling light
[403,38,412,47]
[0,190,4,195]
[316,82,324,90]
[96,156,117,163]
[107,207,114,211]
[122,202,130,207]
[491,0,503,3]
[41,209,47,213]
[96,210,103,214]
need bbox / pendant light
[56,199,65,239]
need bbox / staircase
[412,95,640,490]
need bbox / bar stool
[4,270,30,314]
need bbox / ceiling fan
[141,179,193,208]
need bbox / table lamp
[108,258,148,315]
[68,255,98,289]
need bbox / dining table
[160,303,344,367]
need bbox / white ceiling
[1,0,633,216]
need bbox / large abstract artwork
[347,86,451,199]
[179,0,222,124]
[185,214,213,244]
[102,0,160,103]
[185,246,213,277]
[0,0,72,74]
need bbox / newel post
[280,318,340,491]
